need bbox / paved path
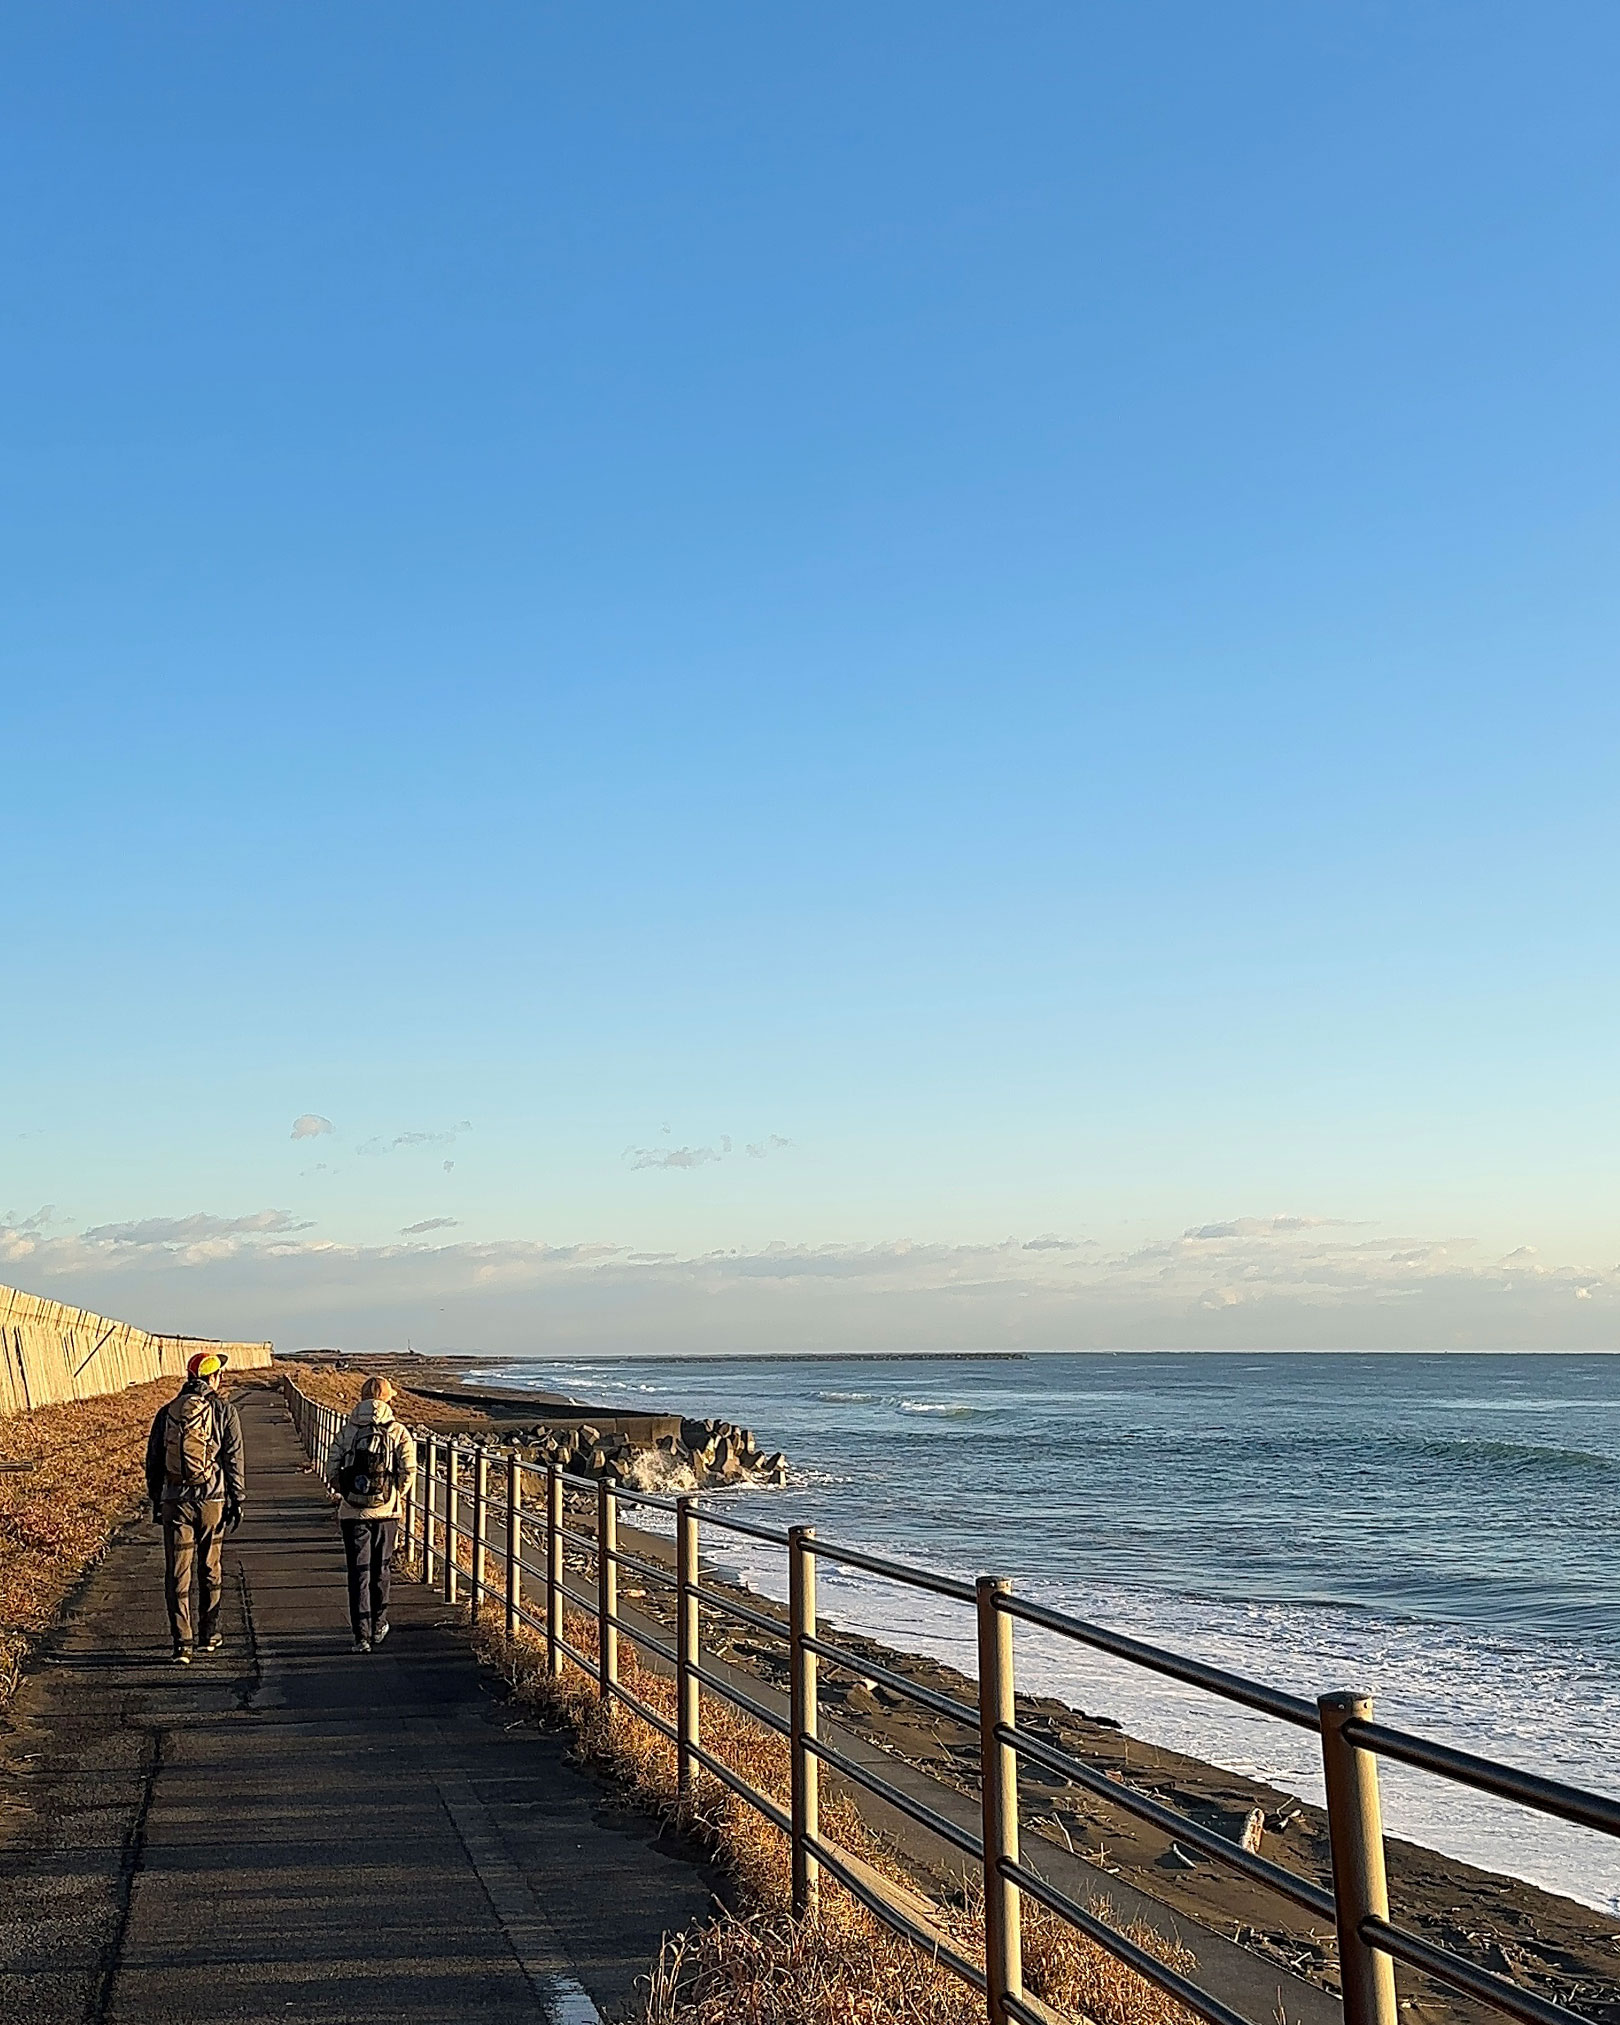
[0,1390,721,2024]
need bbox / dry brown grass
[472,1614,1200,2025]
[272,1362,492,1435]
[0,1377,177,1708]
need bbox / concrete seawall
[0,1282,272,1416]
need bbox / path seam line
[85,1724,165,2025]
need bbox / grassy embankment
[0,1377,178,1707]
[271,1361,495,1436]
[471,1612,1199,2025]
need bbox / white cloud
[291,1114,334,1141]
[747,1135,793,1160]
[3,1206,1617,1355]
[401,1218,459,1237]
[626,1137,730,1170]
[1,1205,58,1236]
[358,1122,472,1157]
[81,1210,311,1246]
[1183,1216,1352,1241]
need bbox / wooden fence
[0,1282,272,1416]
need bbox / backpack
[339,1424,396,1508]
[163,1389,219,1490]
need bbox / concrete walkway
[0,1390,721,2024]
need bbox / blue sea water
[473,1350,1620,1912]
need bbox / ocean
[470,1349,1620,1914]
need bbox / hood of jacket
[352,1397,395,1428]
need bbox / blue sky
[4,5,1618,1350]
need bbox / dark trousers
[162,1497,225,1648]
[341,1518,398,1639]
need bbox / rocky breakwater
[512,1414,787,1492]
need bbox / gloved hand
[224,1500,243,1534]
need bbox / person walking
[144,1351,246,1663]
[328,1376,416,1653]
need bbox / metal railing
[282,1378,1617,2025]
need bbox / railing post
[597,1476,617,1704]
[505,1452,522,1638]
[423,1436,438,1587]
[471,1444,489,1622]
[546,1466,564,1677]
[444,1444,460,1606]
[976,1576,1023,2025]
[1319,1693,1399,2025]
[676,1495,700,1802]
[401,1431,416,1559]
[789,1524,820,1919]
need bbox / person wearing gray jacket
[144,1351,247,1663]
[326,1377,417,1653]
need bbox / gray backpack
[163,1390,218,1490]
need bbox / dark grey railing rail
[283,1379,1615,2025]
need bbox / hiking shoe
[372,1620,390,1646]
[203,1634,224,1653]
[173,1648,192,1666]
[353,1637,371,1654]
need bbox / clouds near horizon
[2,1206,1613,1355]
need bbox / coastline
[298,1352,1620,2022]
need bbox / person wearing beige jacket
[327,1377,417,1653]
